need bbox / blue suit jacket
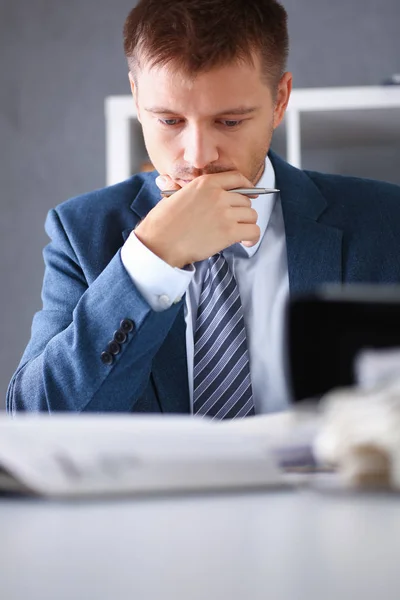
[7,152,400,413]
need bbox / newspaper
[0,414,286,498]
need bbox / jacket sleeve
[6,208,184,413]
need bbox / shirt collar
[223,155,278,259]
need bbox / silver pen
[161,187,279,197]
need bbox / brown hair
[123,0,289,88]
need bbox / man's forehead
[136,58,268,115]
[137,55,263,88]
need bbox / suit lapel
[125,175,190,414]
[270,152,343,295]
[122,228,132,243]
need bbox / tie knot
[209,252,222,265]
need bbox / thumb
[155,174,181,192]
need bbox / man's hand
[134,172,260,268]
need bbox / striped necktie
[193,253,255,419]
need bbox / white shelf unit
[105,86,400,186]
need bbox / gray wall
[1,0,399,406]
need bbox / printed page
[0,415,283,497]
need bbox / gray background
[1,0,399,406]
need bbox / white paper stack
[0,414,285,498]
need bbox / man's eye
[221,120,242,128]
[159,119,182,126]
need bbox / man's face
[131,55,291,185]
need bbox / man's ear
[273,72,292,130]
[128,72,141,123]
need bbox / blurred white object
[314,378,400,489]
[355,347,400,389]
[0,415,284,498]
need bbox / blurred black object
[288,285,400,402]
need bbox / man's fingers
[156,172,259,201]
[155,175,181,192]
[233,207,258,224]
[206,170,257,192]
[236,224,261,245]
[225,192,252,207]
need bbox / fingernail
[156,176,167,187]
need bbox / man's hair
[123,0,289,87]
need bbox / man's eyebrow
[214,106,260,116]
[144,107,179,114]
[144,106,260,116]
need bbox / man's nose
[183,127,219,169]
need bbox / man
[7,0,400,415]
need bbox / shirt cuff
[121,231,195,312]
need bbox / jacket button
[107,341,121,355]
[101,351,113,365]
[120,318,134,333]
[114,329,127,344]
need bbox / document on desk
[0,415,287,498]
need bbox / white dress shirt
[121,157,291,413]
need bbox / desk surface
[1,487,399,600]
